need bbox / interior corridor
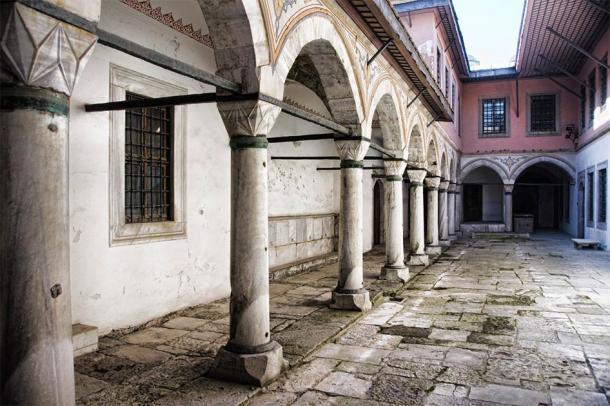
[75,234,610,405]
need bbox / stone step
[73,324,98,357]
[572,238,600,249]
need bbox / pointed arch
[367,80,405,151]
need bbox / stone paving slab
[76,233,610,405]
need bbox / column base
[209,341,287,386]
[439,239,450,247]
[380,265,409,282]
[407,253,429,266]
[330,289,372,312]
[425,245,442,256]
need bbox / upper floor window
[444,66,449,96]
[125,91,174,224]
[529,94,556,134]
[451,82,456,111]
[588,68,596,125]
[600,54,608,109]
[580,85,586,129]
[599,166,607,225]
[481,98,506,135]
[436,48,442,84]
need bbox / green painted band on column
[386,175,402,181]
[340,160,364,168]
[0,87,69,116]
[229,136,268,150]
[410,181,423,187]
[426,187,438,191]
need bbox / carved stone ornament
[438,180,449,191]
[406,169,427,184]
[1,3,97,96]
[334,139,370,161]
[217,100,281,137]
[424,177,441,188]
[383,159,406,177]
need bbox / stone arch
[426,136,440,176]
[368,86,404,151]
[198,0,268,92]
[406,124,426,168]
[461,159,510,184]
[440,150,449,180]
[264,14,364,130]
[509,155,576,184]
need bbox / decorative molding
[383,160,406,177]
[119,0,213,48]
[283,97,329,120]
[335,139,369,161]
[0,3,97,96]
[109,64,187,245]
[494,155,528,171]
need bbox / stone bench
[572,238,600,250]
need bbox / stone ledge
[73,323,98,357]
[270,252,338,281]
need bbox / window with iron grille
[529,94,556,133]
[600,54,608,108]
[588,171,594,223]
[599,167,607,224]
[481,98,506,135]
[437,48,441,84]
[125,92,174,224]
[589,69,596,125]
[451,82,455,111]
[445,66,449,95]
[580,85,586,129]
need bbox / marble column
[504,184,514,232]
[448,182,457,241]
[425,177,442,255]
[331,138,372,311]
[455,183,463,237]
[438,180,450,246]
[210,101,286,386]
[407,169,429,266]
[0,3,98,404]
[380,159,408,282]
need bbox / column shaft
[455,184,463,236]
[425,177,441,255]
[381,172,408,282]
[1,89,74,405]
[504,184,514,232]
[407,170,429,266]
[438,181,449,246]
[448,184,456,240]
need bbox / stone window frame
[109,64,187,245]
[526,92,560,137]
[597,161,608,230]
[478,95,510,138]
[587,166,595,228]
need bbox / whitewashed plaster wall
[69,1,226,333]
[576,131,610,249]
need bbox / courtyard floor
[75,233,610,405]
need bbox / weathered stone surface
[123,327,189,346]
[163,317,208,331]
[469,383,550,405]
[369,373,434,405]
[316,344,390,365]
[107,345,172,364]
[315,371,372,398]
[550,388,609,406]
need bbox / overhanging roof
[393,0,470,77]
[516,0,609,77]
[338,0,454,121]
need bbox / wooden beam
[407,89,423,108]
[267,134,336,143]
[585,0,610,15]
[538,54,593,89]
[367,38,393,66]
[534,69,582,99]
[85,92,244,112]
[546,27,610,70]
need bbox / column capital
[447,183,457,193]
[335,137,370,161]
[383,159,406,177]
[406,169,427,185]
[1,3,98,96]
[218,100,281,137]
[424,176,441,189]
[438,180,450,191]
[504,183,515,194]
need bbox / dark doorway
[577,175,585,238]
[514,163,571,231]
[463,184,483,222]
[373,180,384,245]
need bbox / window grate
[599,168,607,224]
[437,48,441,84]
[125,92,174,224]
[481,98,506,135]
[445,66,449,96]
[588,171,594,223]
[589,69,596,125]
[530,94,556,133]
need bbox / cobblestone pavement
[76,233,610,405]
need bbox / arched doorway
[373,180,385,245]
[462,166,504,223]
[513,162,572,231]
